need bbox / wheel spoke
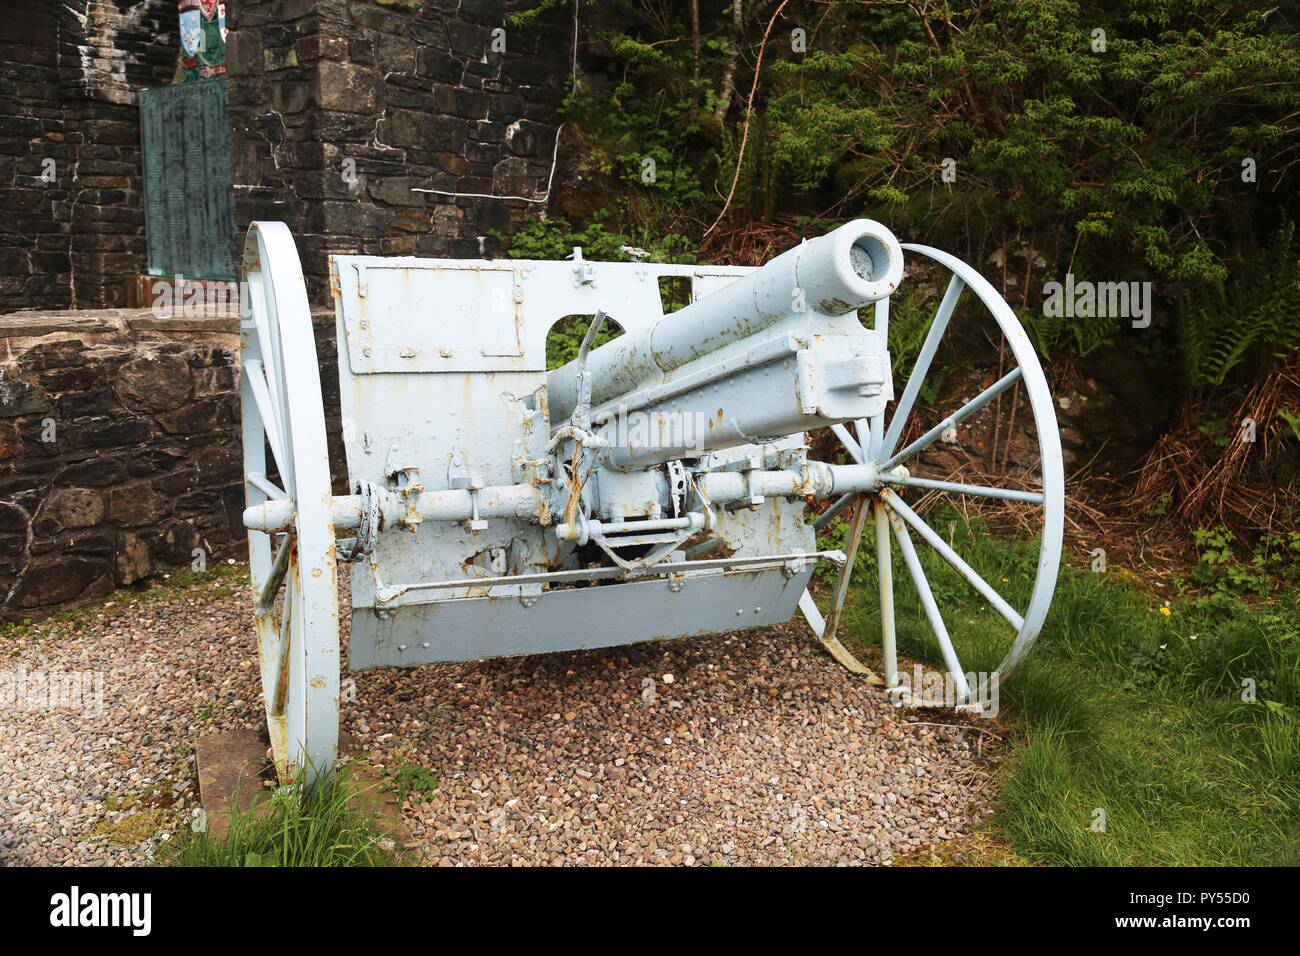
[885,505,971,700]
[880,489,1025,631]
[814,495,878,677]
[798,589,825,636]
[813,492,855,532]
[874,499,898,687]
[247,273,291,466]
[257,533,293,613]
[248,274,287,431]
[272,562,294,716]
[245,359,292,486]
[831,423,863,464]
[247,273,282,412]
[246,471,288,501]
[858,417,876,464]
[879,473,1044,504]
[881,275,964,458]
[881,366,1023,471]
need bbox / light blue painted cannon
[239,219,1064,784]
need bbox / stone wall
[0,307,345,621]
[0,5,66,310]
[0,1,179,312]
[226,0,571,302]
[0,309,242,618]
[1,0,572,310]
[0,0,573,617]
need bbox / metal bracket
[338,480,382,561]
[383,448,424,533]
[775,445,808,472]
[451,473,489,533]
[665,460,688,518]
[587,512,705,572]
[568,247,597,287]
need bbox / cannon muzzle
[547,219,904,467]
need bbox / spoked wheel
[803,243,1064,700]
[240,221,340,786]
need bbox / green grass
[825,509,1300,866]
[159,765,400,867]
[387,755,439,802]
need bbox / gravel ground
[0,567,999,866]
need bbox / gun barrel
[546,219,903,426]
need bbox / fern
[1180,223,1300,387]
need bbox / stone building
[0,0,571,619]
[0,1,178,310]
[0,0,570,310]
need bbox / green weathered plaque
[139,77,236,282]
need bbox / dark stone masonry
[0,310,243,616]
[2,1,569,310]
[226,0,570,301]
[0,308,348,620]
[1,1,571,617]
[0,1,178,311]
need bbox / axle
[242,461,889,536]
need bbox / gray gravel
[0,567,998,866]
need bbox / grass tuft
[159,764,400,867]
[826,506,1300,865]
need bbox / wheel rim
[240,221,339,785]
[808,243,1065,695]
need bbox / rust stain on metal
[272,555,294,716]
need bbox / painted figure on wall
[178,0,226,80]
